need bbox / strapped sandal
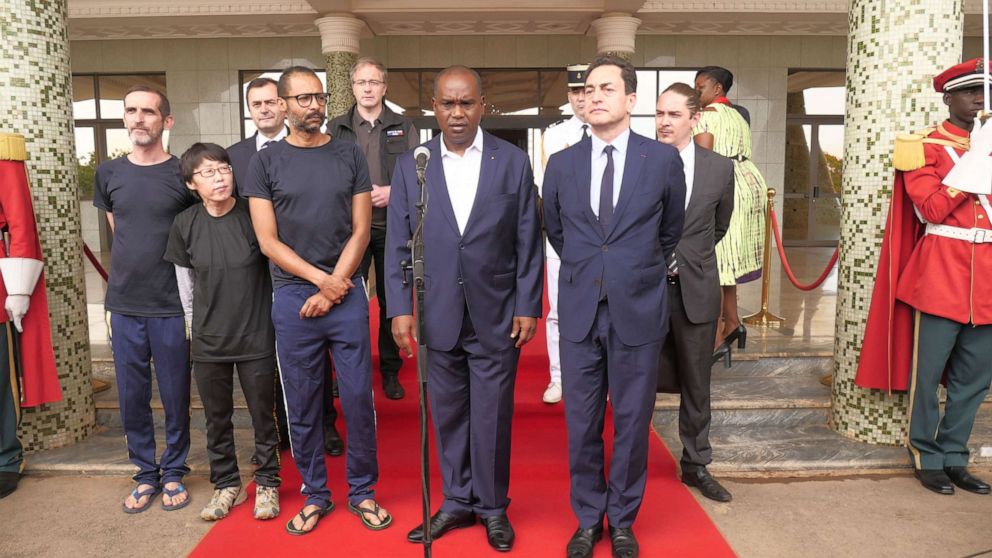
[285,502,335,536]
[122,484,161,514]
[161,482,192,511]
[348,501,393,531]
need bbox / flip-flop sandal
[122,484,161,514]
[161,483,192,511]
[286,502,335,536]
[348,501,393,531]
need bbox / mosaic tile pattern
[0,0,94,450]
[325,52,358,121]
[831,0,962,445]
[600,50,634,63]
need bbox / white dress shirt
[255,126,288,151]
[590,128,630,217]
[679,140,695,210]
[441,129,484,234]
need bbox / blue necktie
[599,145,615,233]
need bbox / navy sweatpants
[272,283,378,508]
[110,313,191,487]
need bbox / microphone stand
[403,165,432,558]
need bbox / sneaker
[254,485,280,520]
[542,382,562,404]
[200,485,246,521]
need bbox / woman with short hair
[165,142,281,521]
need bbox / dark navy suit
[543,130,685,529]
[385,132,543,517]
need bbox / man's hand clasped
[299,273,354,319]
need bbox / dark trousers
[194,357,281,489]
[426,312,519,518]
[110,313,191,486]
[908,311,992,470]
[0,323,22,474]
[321,359,337,433]
[360,225,402,378]
[561,301,662,529]
[272,283,378,508]
[659,280,719,470]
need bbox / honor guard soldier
[539,63,590,404]
[858,58,992,496]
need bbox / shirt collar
[590,127,630,157]
[440,128,484,158]
[353,107,382,130]
[256,126,288,151]
[679,140,695,160]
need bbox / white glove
[943,117,992,195]
[5,294,29,333]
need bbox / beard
[128,126,162,146]
[290,110,325,134]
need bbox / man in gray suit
[655,83,735,503]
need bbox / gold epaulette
[0,133,27,162]
[893,126,936,171]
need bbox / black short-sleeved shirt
[241,139,372,288]
[93,156,197,316]
[164,199,275,362]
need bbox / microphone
[414,146,430,184]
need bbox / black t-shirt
[164,199,275,362]
[241,139,372,288]
[93,156,197,316]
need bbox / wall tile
[292,36,323,68]
[547,36,584,67]
[640,35,677,67]
[768,36,801,68]
[193,102,230,135]
[484,36,517,67]
[133,40,167,71]
[256,37,297,70]
[100,40,135,72]
[164,39,199,70]
[517,36,549,68]
[388,36,422,68]
[69,41,102,72]
[738,36,771,67]
[166,70,199,104]
[168,102,199,135]
[227,38,261,70]
[800,36,841,68]
[196,39,230,70]
[420,36,454,68]
[737,67,769,100]
[196,69,234,103]
[768,67,788,100]
[451,36,486,68]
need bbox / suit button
[602,244,608,252]
[457,277,464,285]
[459,243,465,250]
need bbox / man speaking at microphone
[386,65,543,552]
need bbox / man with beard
[243,66,391,535]
[94,86,198,513]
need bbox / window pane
[386,71,421,116]
[631,116,656,140]
[783,123,812,241]
[787,71,845,116]
[98,74,168,119]
[657,70,699,97]
[817,124,844,196]
[539,70,569,117]
[75,126,96,199]
[244,118,258,139]
[73,76,97,120]
[632,70,657,116]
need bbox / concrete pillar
[315,14,365,120]
[831,0,963,444]
[0,0,94,450]
[589,13,640,61]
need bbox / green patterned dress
[693,102,766,285]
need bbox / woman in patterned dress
[693,66,766,354]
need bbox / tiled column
[589,13,640,62]
[831,0,962,444]
[0,0,94,450]
[315,14,365,120]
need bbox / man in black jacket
[328,57,418,400]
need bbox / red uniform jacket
[0,159,61,407]
[856,122,988,391]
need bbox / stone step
[652,407,992,477]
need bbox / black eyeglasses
[282,93,330,107]
[193,165,233,178]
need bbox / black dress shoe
[914,469,954,495]
[944,466,991,494]
[406,510,476,543]
[0,471,19,499]
[566,525,603,558]
[608,526,638,558]
[481,514,515,552]
[324,425,344,457]
[681,467,733,502]
[383,375,406,400]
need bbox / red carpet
[191,296,736,558]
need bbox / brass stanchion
[743,188,784,326]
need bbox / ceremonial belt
[925,223,992,243]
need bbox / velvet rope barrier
[82,241,108,283]
[767,209,839,291]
